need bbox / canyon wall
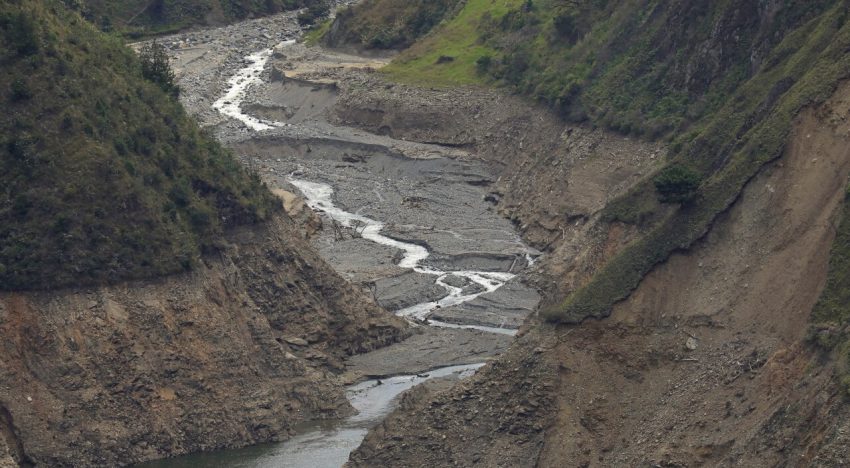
[0,212,407,467]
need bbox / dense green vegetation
[653,166,701,205]
[139,40,179,96]
[368,0,835,131]
[79,0,327,37]
[0,0,278,290]
[322,0,461,50]
[297,1,329,26]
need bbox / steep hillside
[78,0,327,36]
[322,0,461,50]
[0,213,408,467]
[0,2,409,466]
[0,0,278,290]
[365,0,850,329]
[319,0,850,465]
[330,0,850,325]
[347,80,850,466]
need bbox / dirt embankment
[0,210,407,467]
[332,73,850,466]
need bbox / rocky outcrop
[347,330,558,467]
[0,212,407,467]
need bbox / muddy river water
[139,13,540,466]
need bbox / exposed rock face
[0,407,26,467]
[272,188,323,239]
[0,213,407,467]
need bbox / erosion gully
[139,9,539,467]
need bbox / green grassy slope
[380,0,520,85]
[372,0,836,128]
[0,0,279,290]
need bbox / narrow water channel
[288,178,518,336]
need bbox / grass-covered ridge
[373,0,834,130]
[0,0,279,290]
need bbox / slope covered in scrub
[0,0,279,290]
[78,0,327,36]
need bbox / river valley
[138,7,540,467]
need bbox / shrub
[553,12,577,42]
[10,79,32,101]
[475,55,492,74]
[653,165,701,204]
[139,41,179,97]
[188,205,212,230]
[0,11,39,56]
[298,2,330,26]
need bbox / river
[139,12,539,467]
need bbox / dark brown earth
[0,211,407,467]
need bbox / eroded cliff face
[0,212,407,467]
[530,82,850,466]
[342,80,850,466]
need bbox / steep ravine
[129,8,541,467]
[13,3,848,467]
[136,3,850,467]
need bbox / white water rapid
[211,41,294,131]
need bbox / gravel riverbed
[141,9,541,466]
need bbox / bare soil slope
[0,212,407,467]
[346,78,850,468]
